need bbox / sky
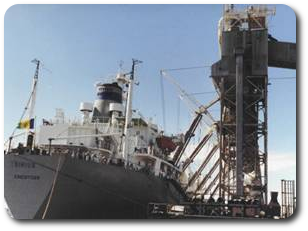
[4,4,296,195]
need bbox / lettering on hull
[14,174,40,180]
[11,161,36,168]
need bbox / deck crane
[4,59,41,152]
[160,70,220,165]
[160,69,223,198]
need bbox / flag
[17,118,35,129]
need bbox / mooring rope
[42,155,63,219]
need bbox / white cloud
[268,151,296,172]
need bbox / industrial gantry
[211,5,296,204]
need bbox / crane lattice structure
[160,4,296,203]
[212,4,295,204]
[160,70,221,199]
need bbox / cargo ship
[4,59,188,219]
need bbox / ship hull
[4,154,186,219]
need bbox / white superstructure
[34,63,183,181]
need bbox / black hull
[4,154,186,219]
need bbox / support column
[219,77,224,198]
[264,76,269,204]
[154,159,162,176]
[48,138,54,155]
[235,46,244,197]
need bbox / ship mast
[26,59,40,146]
[28,59,40,123]
[122,59,142,167]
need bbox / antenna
[130,59,142,80]
[33,58,52,74]
[31,58,39,64]
[131,59,142,85]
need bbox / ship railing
[36,143,112,161]
[45,143,133,167]
[50,116,123,129]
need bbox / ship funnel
[92,82,123,123]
